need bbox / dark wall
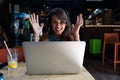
[0,0,12,46]
[0,0,9,26]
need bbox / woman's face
[51,15,66,36]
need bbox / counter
[85,25,120,27]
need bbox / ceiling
[11,0,120,8]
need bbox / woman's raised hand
[71,14,83,40]
[29,13,44,36]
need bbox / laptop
[22,41,86,75]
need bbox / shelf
[85,25,120,27]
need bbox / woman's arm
[71,14,83,41]
[29,13,44,42]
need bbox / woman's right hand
[29,13,44,36]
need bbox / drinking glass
[7,48,18,80]
[8,48,18,70]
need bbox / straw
[3,41,12,59]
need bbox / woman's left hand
[71,14,83,40]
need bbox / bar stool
[102,33,120,73]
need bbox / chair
[102,33,120,73]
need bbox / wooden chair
[102,33,120,73]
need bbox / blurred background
[0,0,120,47]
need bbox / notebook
[22,41,86,75]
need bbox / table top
[0,62,95,80]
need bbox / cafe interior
[0,0,120,80]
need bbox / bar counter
[85,25,120,27]
[80,25,120,54]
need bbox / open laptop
[22,41,86,75]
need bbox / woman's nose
[56,22,61,27]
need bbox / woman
[29,8,83,41]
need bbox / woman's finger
[40,23,44,28]
[36,15,39,23]
[76,16,79,24]
[30,13,34,23]
[33,13,36,23]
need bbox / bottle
[30,33,33,42]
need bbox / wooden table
[0,62,95,80]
